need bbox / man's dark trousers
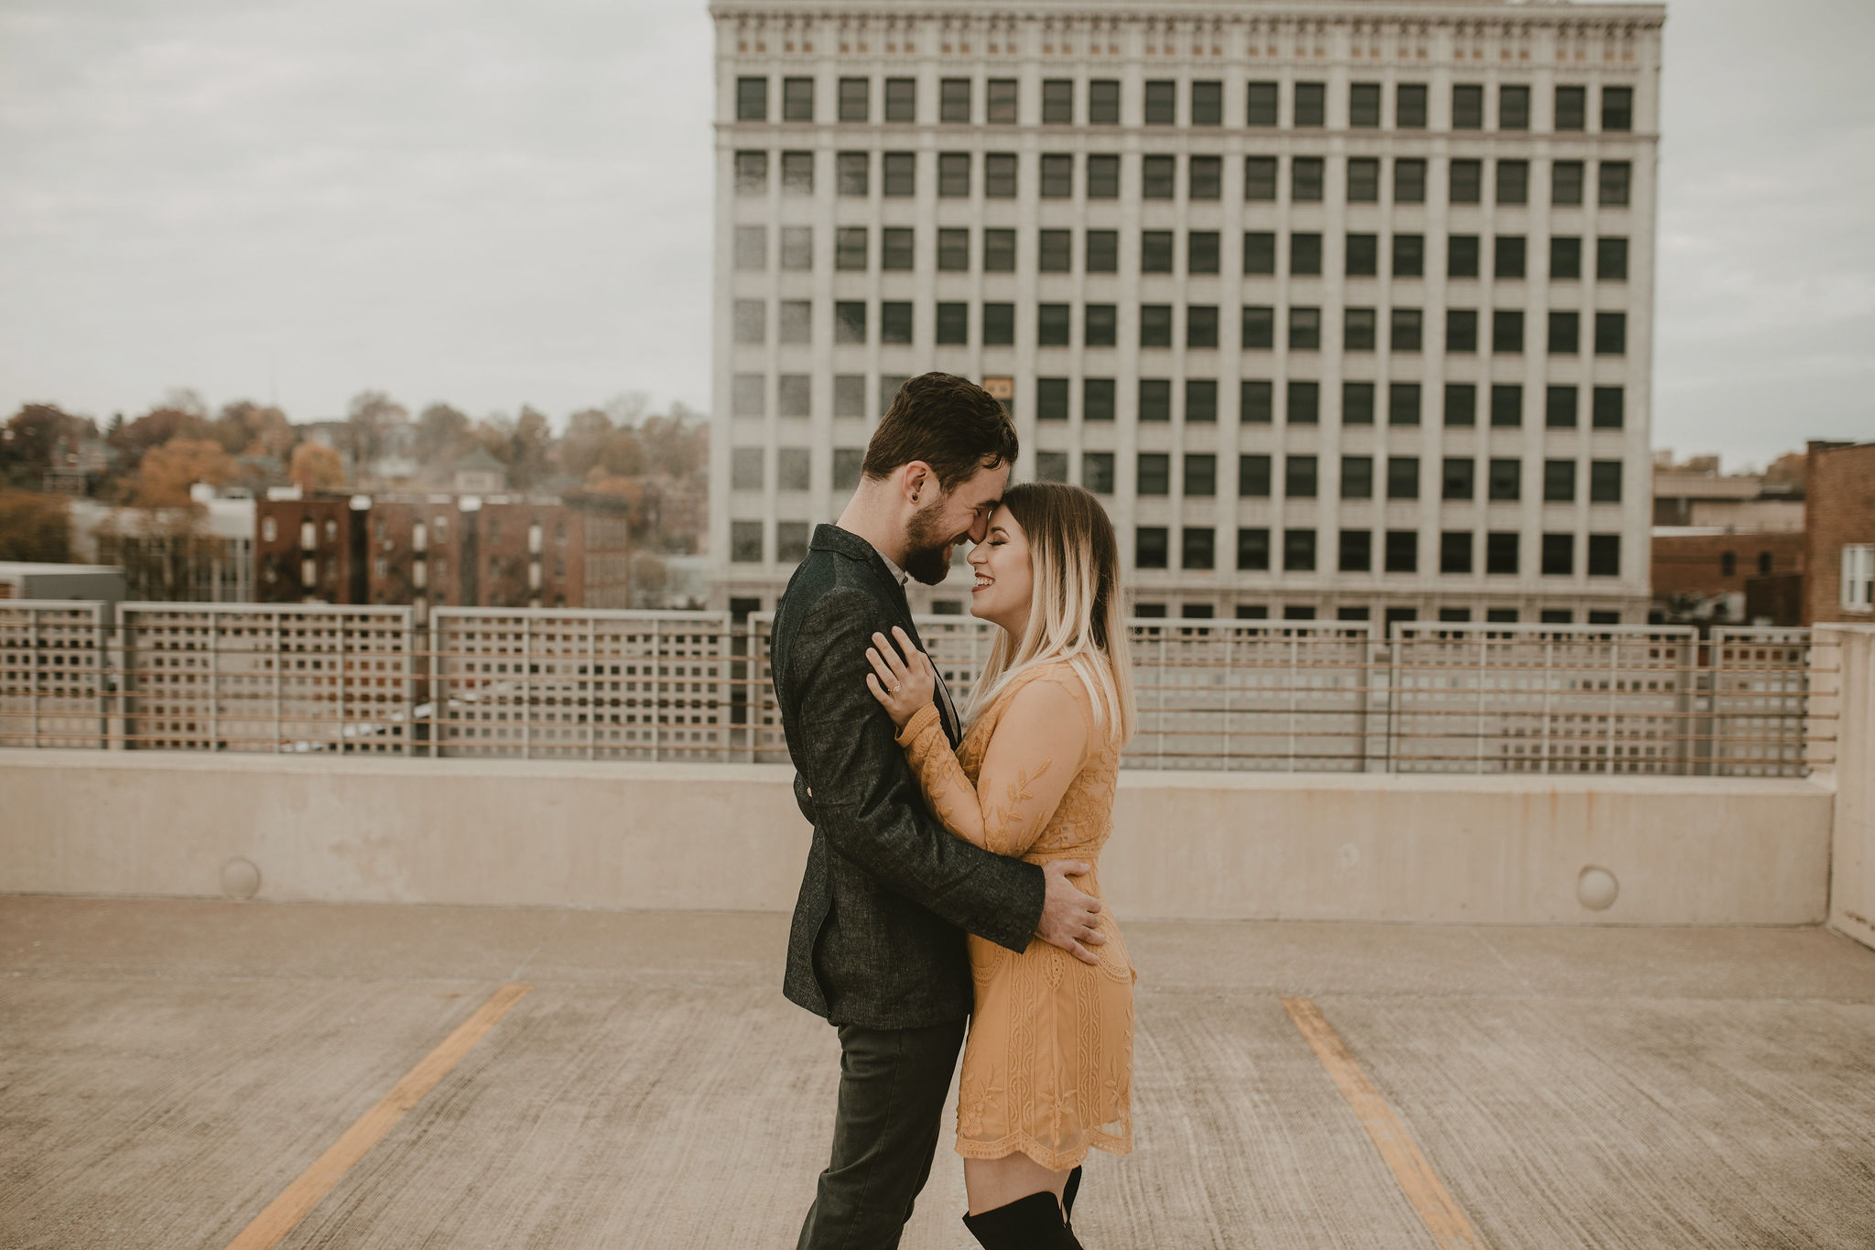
[796,1018,966,1250]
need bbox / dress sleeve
[897,676,1090,858]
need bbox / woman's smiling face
[967,505,1033,634]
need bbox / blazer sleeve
[784,587,1044,952]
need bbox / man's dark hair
[861,373,1019,490]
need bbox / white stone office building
[711,0,1662,625]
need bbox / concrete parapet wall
[1819,625,1875,949]
[0,752,1833,925]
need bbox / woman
[864,481,1136,1249]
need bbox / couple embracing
[771,373,1137,1249]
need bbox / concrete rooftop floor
[3,897,1874,1249]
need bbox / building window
[1543,459,1577,503]
[1083,452,1115,494]
[1034,452,1068,483]
[1488,458,1522,501]
[1448,234,1481,278]
[1496,160,1529,205]
[832,375,866,418]
[1493,310,1525,355]
[1495,236,1526,280]
[1592,387,1625,429]
[1190,156,1222,200]
[937,152,970,198]
[779,227,811,271]
[940,78,971,123]
[1239,455,1272,498]
[1287,380,1320,425]
[1453,84,1484,130]
[1541,534,1575,576]
[1342,455,1374,498]
[1395,158,1427,204]
[777,374,811,417]
[1187,380,1219,423]
[879,227,912,271]
[1590,461,1623,503]
[1143,155,1176,200]
[936,228,968,271]
[1088,154,1120,199]
[1042,78,1074,124]
[976,300,1009,342]
[1546,385,1579,428]
[1487,532,1520,575]
[1500,84,1530,131]
[1139,379,1172,423]
[1842,546,1875,610]
[1385,531,1418,574]
[1387,456,1420,500]
[1598,237,1629,281]
[1286,455,1319,499]
[1290,308,1321,351]
[1440,532,1473,575]
[1720,551,1738,579]
[1192,80,1222,126]
[1553,160,1585,206]
[833,301,865,344]
[1552,236,1583,280]
[780,77,814,122]
[1393,234,1425,278]
[838,78,869,122]
[734,150,767,195]
[1038,303,1071,347]
[1594,312,1627,356]
[879,376,909,416]
[1185,454,1217,496]
[979,153,1016,199]
[987,78,1017,123]
[1189,231,1221,275]
[1085,378,1116,422]
[1040,153,1072,199]
[776,447,811,492]
[1085,304,1117,347]
[1293,157,1325,202]
[879,302,912,344]
[1141,231,1174,274]
[737,77,767,121]
[1602,86,1634,133]
[1284,530,1317,572]
[1350,82,1381,127]
[1548,312,1580,356]
[1136,526,1169,569]
[1443,458,1475,501]
[834,227,866,271]
[1599,161,1632,206]
[1295,82,1326,127]
[1245,157,1278,202]
[1391,312,1424,355]
[1588,534,1621,577]
[1037,379,1070,422]
[1348,158,1381,203]
[884,77,915,122]
[935,302,968,346]
[1039,229,1072,273]
[1345,307,1377,352]
[1238,528,1271,571]
[1182,528,1216,571]
[778,298,810,342]
[882,152,915,196]
[1339,530,1372,573]
[1089,79,1120,125]
[1087,230,1119,273]
[984,229,1015,271]
[734,226,766,271]
[1287,233,1321,277]
[1556,85,1587,132]
[1242,305,1276,350]
[1398,83,1428,128]
[1758,551,1774,577]
[1343,382,1375,427]
[733,299,764,344]
[1242,381,1274,424]
[1248,82,1279,126]
[1444,384,1477,427]
[1347,234,1378,277]
[1141,305,1173,348]
[731,520,763,563]
[1450,159,1482,205]
[776,522,810,564]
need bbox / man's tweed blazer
[771,524,1044,1029]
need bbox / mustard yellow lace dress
[895,659,1134,1170]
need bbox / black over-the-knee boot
[961,1190,1078,1248]
[1063,1166,1083,1229]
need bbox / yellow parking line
[1282,996,1490,1250]
[223,982,533,1250]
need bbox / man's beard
[903,497,961,585]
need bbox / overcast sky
[2,0,1870,470]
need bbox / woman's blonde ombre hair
[965,482,1136,745]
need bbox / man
[771,374,1108,1249]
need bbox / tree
[556,408,616,479]
[509,405,553,488]
[290,442,345,493]
[126,438,241,508]
[596,428,645,477]
[2,404,95,487]
[345,390,408,466]
[109,403,215,469]
[414,403,471,471]
[213,400,296,458]
[638,407,708,481]
[0,490,71,561]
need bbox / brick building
[1804,440,1875,626]
[1649,530,1805,627]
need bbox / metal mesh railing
[0,601,1839,776]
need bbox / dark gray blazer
[771,524,1045,1029]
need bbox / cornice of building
[710,1,1666,25]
